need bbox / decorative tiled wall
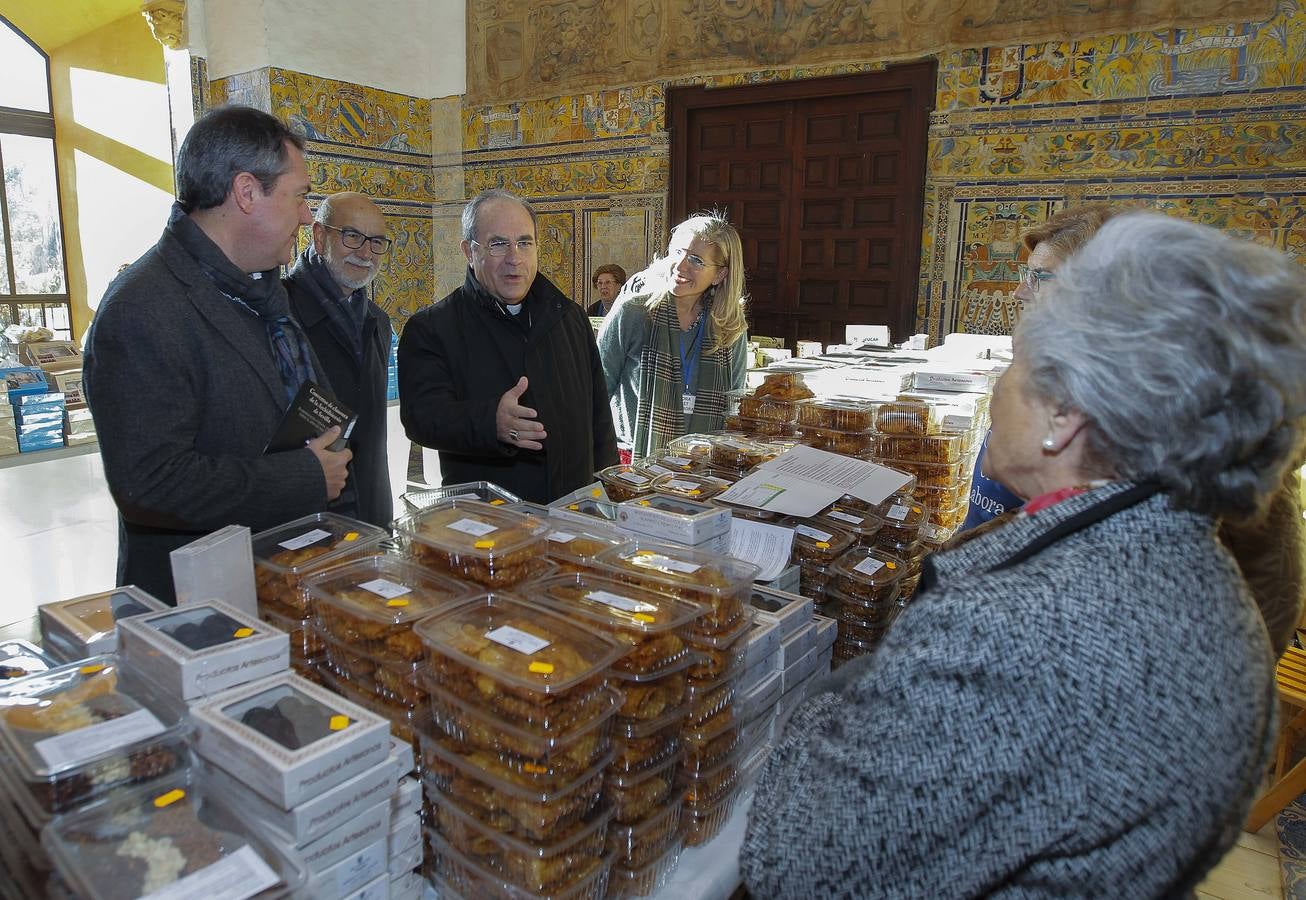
[210,67,436,330]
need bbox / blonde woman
[597,213,749,460]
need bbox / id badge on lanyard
[682,392,696,416]
[679,313,705,420]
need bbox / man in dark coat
[83,106,352,604]
[398,189,617,503]
[284,191,394,528]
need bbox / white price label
[645,464,672,476]
[587,590,657,614]
[485,625,551,655]
[141,845,279,900]
[795,524,834,543]
[827,510,864,526]
[277,528,331,551]
[886,505,910,521]
[853,557,886,578]
[35,708,167,770]
[664,479,700,492]
[616,471,649,485]
[447,517,498,537]
[664,455,691,466]
[632,553,701,575]
[547,531,577,544]
[449,493,479,500]
[358,578,411,600]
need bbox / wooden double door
[669,63,935,347]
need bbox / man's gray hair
[1017,211,1306,519]
[461,189,537,242]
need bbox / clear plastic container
[528,572,702,677]
[874,400,941,436]
[252,513,389,616]
[799,562,835,600]
[38,586,168,661]
[435,796,612,895]
[875,537,924,577]
[800,425,876,456]
[258,609,326,664]
[900,573,922,601]
[0,656,192,821]
[830,547,905,605]
[874,498,929,545]
[314,666,420,742]
[884,458,965,489]
[836,617,891,645]
[829,585,898,630]
[708,494,785,523]
[816,506,883,547]
[912,480,970,512]
[423,681,618,782]
[427,830,614,900]
[401,481,521,515]
[594,542,758,635]
[707,435,781,473]
[875,432,966,465]
[681,711,740,775]
[421,735,611,842]
[832,636,879,664]
[556,497,620,523]
[608,836,683,897]
[314,627,426,709]
[797,399,877,432]
[610,657,692,722]
[683,667,743,729]
[918,522,951,556]
[395,499,548,589]
[415,592,624,735]
[683,611,751,683]
[42,771,305,900]
[541,527,630,575]
[0,639,56,682]
[604,751,684,824]
[789,521,856,566]
[681,787,738,848]
[595,465,658,503]
[610,703,687,774]
[753,371,814,401]
[681,753,739,811]
[725,414,796,438]
[607,794,683,870]
[306,556,471,664]
[928,501,968,533]
[643,453,704,475]
[737,394,806,423]
[649,472,728,503]
[663,434,716,462]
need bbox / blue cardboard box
[1,367,48,404]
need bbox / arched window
[0,17,70,340]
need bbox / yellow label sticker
[80,663,106,676]
[344,532,360,541]
[635,549,656,557]
[912,507,921,514]
[886,561,897,569]
[528,661,554,675]
[233,627,254,639]
[569,504,580,511]
[386,598,410,608]
[688,489,701,496]
[816,541,830,549]
[591,488,602,497]
[633,613,656,624]
[490,499,505,505]
[474,539,496,549]
[153,789,185,808]
[639,500,650,506]
[329,714,350,731]
[523,762,548,774]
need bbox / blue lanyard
[678,312,706,393]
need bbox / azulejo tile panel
[209,69,271,111]
[269,68,433,155]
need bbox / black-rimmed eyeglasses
[322,223,391,255]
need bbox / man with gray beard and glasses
[284,191,394,526]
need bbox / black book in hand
[264,381,356,453]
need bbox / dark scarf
[166,202,316,404]
[289,247,369,366]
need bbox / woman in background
[597,212,748,459]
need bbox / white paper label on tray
[447,517,498,537]
[633,554,701,575]
[646,464,672,476]
[34,707,167,769]
[449,493,479,500]
[277,528,331,551]
[886,504,910,521]
[357,578,411,600]
[547,531,576,544]
[664,479,700,492]
[485,625,551,655]
[141,845,279,900]
[827,510,864,525]
[664,455,691,466]
[853,557,886,577]
[795,524,834,543]
[586,590,657,614]
[616,471,649,485]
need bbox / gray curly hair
[1017,212,1306,519]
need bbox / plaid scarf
[289,247,369,366]
[166,203,317,405]
[632,298,733,459]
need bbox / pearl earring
[1042,437,1056,450]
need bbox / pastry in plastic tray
[306,556,469,663]
[709,495,785,523]
[816,506,883,548]
[556,496,620,524]
[42,774,299,900]
[604,752,683,825]
[682,668,741,729]
[259,610,325,661]
[912,480,969,512]
[316,629,427,709]
[314,667,419,742]
[0,640,55,682]
[595,464,657,503]
[899,573,922,600]
[832,636,879,664]
[649,472,728,502]
[400,480,521,515]
[874,497,928,545]
[543,527,629,574]
[831,547,905,605]
[606,794,683,869]
[737,394,805,424]
[681,752,739,810]
[800,425,875,456]
[663,433,716,461]
[594,543,756,635]
[435,795,611,895]
[797,399,877,432]
[39,586,168,660]
[415,593,624,735]
[884,458,965,489]
[252,513,388,616]
[609,659,691,721]
[421,731,611,842]
[682,787,737,847]
[610,703,686,774]
[875,432,965,465]
[684,612,751,682]
[395,500,548,589]
[874,400,940,436]
[723,414,791,438]
[753,372,814,401]
[928,501,968,533]
[917,522,951,555]
[424,682,617,782]
[790,521,856,566]
[681,709,740,775]
[426,830,614,900]
[875,537,924,577]
[829,585,898,629]
[643,453,704,475]
[0,658,189,817]
[609,836,683,897]
[708,435,781,473]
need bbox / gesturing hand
[497,376,547,450]
[307,426,352,499]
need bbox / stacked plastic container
[399,480,521,517]
[796,397,879,457]
[37,585,169,662]
[825,547,906,664]
[393,498,551,590]
[414,593,625,899]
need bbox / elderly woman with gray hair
[741,213,1306,897]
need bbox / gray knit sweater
[741,482,1276,898]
